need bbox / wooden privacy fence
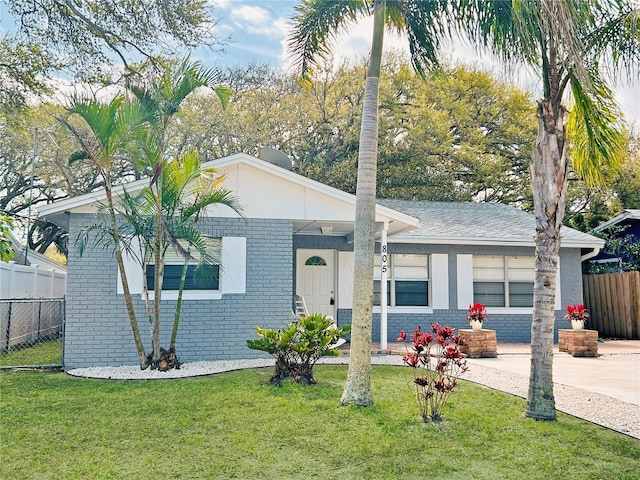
[583,271,640,339]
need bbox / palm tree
[61,96,149,368]
[289,0,455,406]
[160,150,241,356]
[463,0,639,420]
[128,57,231,367]
[114,150,241,369]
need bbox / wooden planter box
[558,329,599,357]
[458,329,498,358]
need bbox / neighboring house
[589,209,640,272]
[37,153,604,369]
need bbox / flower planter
[458,329,498,358]
[558,329,599,357]
[571,319,585,330]
[469,320,483,331]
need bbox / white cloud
[231,5,286,38]
[208,0,232,10]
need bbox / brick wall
[64,214,293,369]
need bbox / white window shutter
[555,261,561,310]
[338,251,355,309]
[221,237,246,294]
[117,237,143,294]
[431,254,449,309]
[457,254,474,309]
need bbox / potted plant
[565,304,589,330]
[467,303,487,330]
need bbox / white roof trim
[592,209,640,232]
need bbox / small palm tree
[115,150,241,369]
[463,0,639,420]
[290,0,457,406]
[161,150,241,358]
[61,96,149,369]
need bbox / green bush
[247,313,350,385]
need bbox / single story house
[38,153,605,369]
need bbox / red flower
[444,347,463,359]
[403,353,420,368]
[397,331,407,341]
[439,325,455,339]
[564,304,589,323]
[467,303,488,323]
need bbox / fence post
[4,301,11,351]
[37,300,42,337]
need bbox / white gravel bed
[66,358,274,380]
[67,354,639,440]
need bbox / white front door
[296,249,336,317]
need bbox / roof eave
[592,209,640,232]
[387,236,605,249]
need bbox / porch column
[380,222,388,350]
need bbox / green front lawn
[1,365,638,479]
[0,339,62,367]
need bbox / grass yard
[0,339,62,367]
[1,365,638,479]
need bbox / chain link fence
[0,298,64,368]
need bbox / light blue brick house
[38,153,604,369]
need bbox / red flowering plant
[467,303,488,324]
[564,304,589,324]
[397,323,468,422]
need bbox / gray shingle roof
[378,200,603,247]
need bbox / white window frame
[373,253,431,311]
[118,236,246,300]
[472,255,535,308]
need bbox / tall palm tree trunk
[170,259,190,351]
[152,187,163,365]
[526,99,569,420]
[106,188,148,369]
[341,0,385,407]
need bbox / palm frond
[289,0,368,88]
[567,68,626,186]
[585,1,640,79]
[390,0,450,76]
[460,0,543,66]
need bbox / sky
[0,0,638,125]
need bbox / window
[374,254,429,307]
[305,256,327,266]
[473,255,534,307]
[146,238,221,291]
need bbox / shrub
[247,313,350,385]
[397,323,468,422]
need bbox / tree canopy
[2,59,638,258]
[1,0,222,115]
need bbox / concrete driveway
[376,339,640,405]
[466,340,640,405]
